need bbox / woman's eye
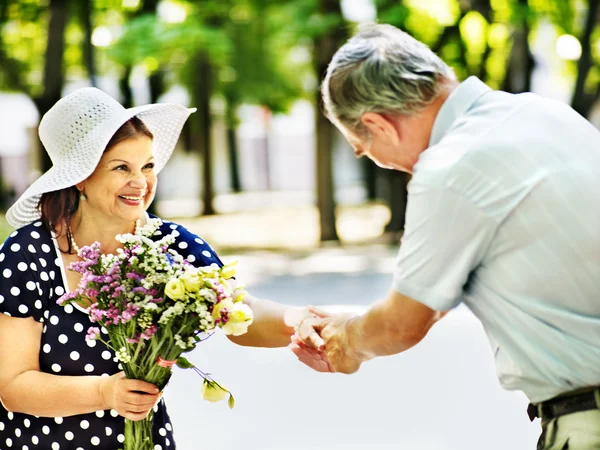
[144,163,155,170]
[113,165,128,171]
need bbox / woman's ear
[361,112,401,145]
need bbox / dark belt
[528,387,600,421]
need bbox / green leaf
[228,393,235,409]
[175,356,195,369]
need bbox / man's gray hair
[322,23,455,136]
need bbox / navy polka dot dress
[0,217,223,449]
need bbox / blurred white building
[0,92,39,201]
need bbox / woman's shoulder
[151,215,223,267]
[1,220,52,253]
[151,215,205,242]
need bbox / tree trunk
[225,98,242,193]
[363,159,378,201]
[384,171,410,234]
[148,68,165,104]
[190,52,216,215]
[81,0,96,87]
[119,66,133,108]
[34,0,68,172]
[502,0,534,93]
[226,126,242,192]
[313,0,345,242]
[571,0,600,118]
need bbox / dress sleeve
[0,233,48,322]
[163,221,224,268]
[392,182,498,311]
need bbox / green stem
[124,413,154,450]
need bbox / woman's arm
[226,292,308,348]
[0,314,160,420]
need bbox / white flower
[159,302,185,324]
[198,288,217,303]
[115,347,131,364]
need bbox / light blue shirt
[393,77,600,402]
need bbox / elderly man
[293,24,600,449]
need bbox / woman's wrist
[97,376,109,410]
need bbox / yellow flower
[181,270,202,292]
[165,278,186,300]
[222,302,253,336]
[232,287,247,303]
[212,299,234,321]
[201,380,229,403]
[220,260,238,280]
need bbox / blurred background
[0,0,599,449]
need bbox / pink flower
[86,327,100,341]
[57,291,77,306]
[141,325,158,340]
[88,304,105,323]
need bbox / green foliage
[0,1,47,94]
[107,0,307,121]
[218,0,306,115]
[109,14,230,69]
[0,213,13,243]
[0,0,598,120]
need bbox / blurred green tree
[280,0,348,242]
[110,0,307,213]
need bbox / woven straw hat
[6,87,195,228]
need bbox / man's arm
[346,290,445,359]
[295,291,445,373]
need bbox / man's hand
[290,307,368,374]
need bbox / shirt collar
[428,76,492,147]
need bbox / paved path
[163,249,541,450]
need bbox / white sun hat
[6,87,196,229]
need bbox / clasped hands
[289,307,369,374]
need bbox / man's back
[401,77,600,402]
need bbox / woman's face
[77,136,156,224]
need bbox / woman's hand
[98,372,161,421]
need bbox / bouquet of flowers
[58,218,253,450]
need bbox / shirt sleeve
[392,182,498,311]
[0,235,47,322]
[164,222,224,268]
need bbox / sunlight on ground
[177,203,391,251]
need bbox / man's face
[340,119,412,173]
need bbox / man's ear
[361,112,401,144]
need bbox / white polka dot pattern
[0,221,205,447]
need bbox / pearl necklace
[70,219,141,254]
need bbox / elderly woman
[0,88,318,449]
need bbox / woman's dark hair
[39,116,153,254]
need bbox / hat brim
[6,103,195,229]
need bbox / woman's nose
[129,171,148,189]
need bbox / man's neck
[421,79,459,149]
